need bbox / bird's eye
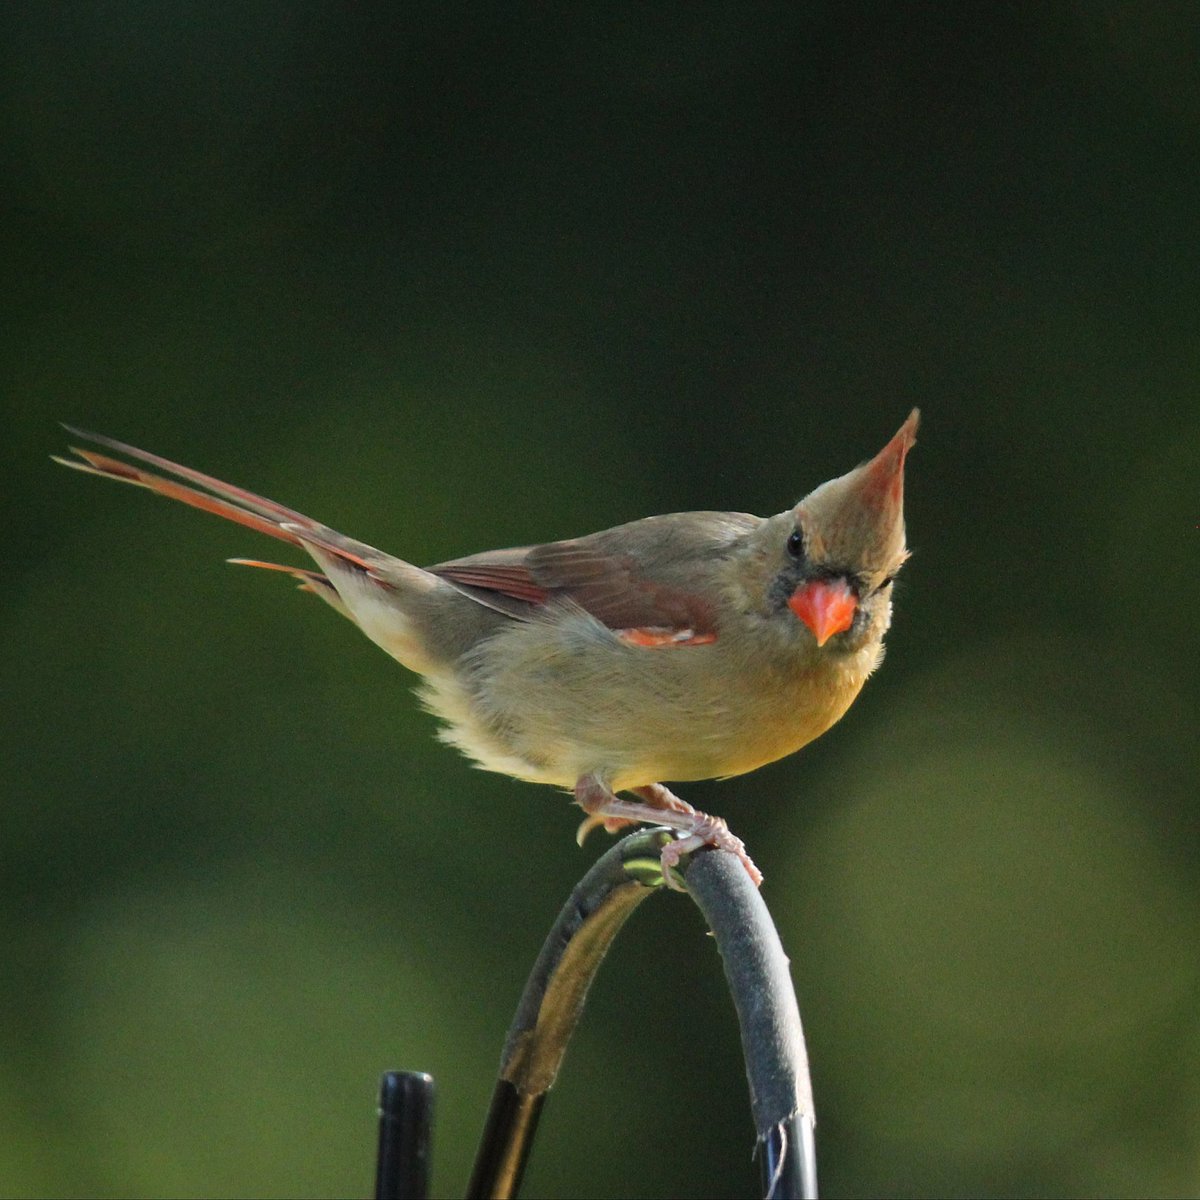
[879,574,896,590]
[786,529,804,559]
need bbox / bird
[55,410,918,888]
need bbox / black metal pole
[376,1070,435,1200]
[465,1080,545,1199]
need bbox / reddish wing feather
[429,563,551,605]
[614,626,717,648]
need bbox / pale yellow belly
[420,615,878,792]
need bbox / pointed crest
[795,409,919,573]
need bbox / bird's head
[772,409,919,650]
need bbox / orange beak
[788,578,857,647]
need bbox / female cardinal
[55,410,918,887]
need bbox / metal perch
[463,828,817,1199]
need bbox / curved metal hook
[464,829,817,1199]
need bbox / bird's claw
[574,811,639,846]
[660,816,763,890]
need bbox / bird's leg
[573,775,763,890]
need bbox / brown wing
[429,511,760,645]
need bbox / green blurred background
[4,4,1198,1197]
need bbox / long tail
[53,426,379,612]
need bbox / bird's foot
[573,775,762,890]
[657,812,762,890]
